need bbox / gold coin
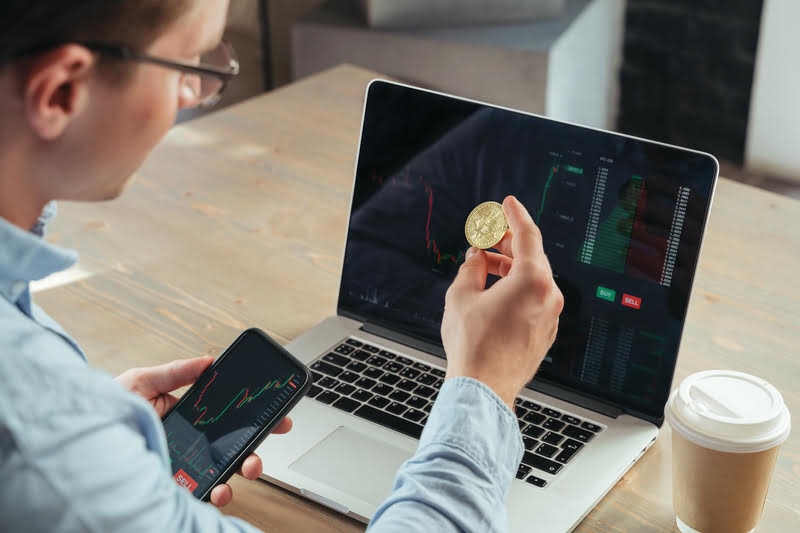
[465,201,508,249]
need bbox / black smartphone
[161,328,311,501]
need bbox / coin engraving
[465,201,508,249]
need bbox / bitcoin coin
[465,201,508,249]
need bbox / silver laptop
[257,80,718,532]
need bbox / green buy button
[596,286,616,302]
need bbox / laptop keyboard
[308,338,604,488]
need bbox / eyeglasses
[9,40,239,109]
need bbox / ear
[21,45,96,140]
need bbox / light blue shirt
[0,204,523,532]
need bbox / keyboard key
[563,425,594,442]
[431,392,438,401]
[413,362,431,371]
[395,355,413,365]
[431,368,446,378]
[354,405,423,439]
[307,385,322,398]
[535,443,559,458]
[522,451,563,475]
[406,395,427,409]
[363,367,383,379]
[542,431,563,445]
[523,425,545,438]
[384,361,403,373]
[373,383,393,396]
[542,418,566,432]
[367,356,387,367]
[386,401,407,415]
[515,398,523,405]
[338,371,359,383]
[334,344,354,355]
[354,377,376,389]
[525,476,547,487]
[522,401,541,411]
[432,379,443,390]
[516,464,531,479]
[561,415,582,426]
[542,408,561,418]
[378,350,396,359]
[414,385,436,398]
[561,438,584,452]
[311,360,343,377]
[351,350,370,361]
[515,405,527,418]
[318,377,340,389]
[389,390,410,402]
[362,344,380,353]
[416,374,438,385]
[524,412,546,425]
[522,436,538,450]
[332,397,360,412]
[397,379,418,392]
[368,395,389,409]
[403,408,425,422]
[335,383,356,396]
[311,371,323,383]
[423,403,433,413]
[323,352,350,366]
[316,391,340,405]
[518,420,527,430]
[581,421,602,433]
[347,361,367,372]
[345,339,363,347]
[379,373,401,385]
[351,389,372,402]
[555,447,579,464]
[399,367,420,379]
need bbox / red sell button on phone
[174,469,198,492]
[622,294,641,309]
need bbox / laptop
[256,79,718,532]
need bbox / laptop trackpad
[289,426,414,506]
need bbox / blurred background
[208,0,799,199]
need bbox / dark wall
[618,0,763,163]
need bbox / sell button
[596,286,616,302]
[622,294,641,309]
[174,469,198,493]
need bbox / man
[0,1,563,531]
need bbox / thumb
[142,356,215,395]
[449,247,489,296]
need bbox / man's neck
[0,143,47,232]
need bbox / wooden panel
[37,64,799,532]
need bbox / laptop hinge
[360,321,446,359]
[526,378,624,419]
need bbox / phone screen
[162,329,309,499]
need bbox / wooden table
[38,65,799,532]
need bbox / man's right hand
[441,195,564,409]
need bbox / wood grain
[37,64,799,532]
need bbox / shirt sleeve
[367,377,524,533]
[4,407,263,533]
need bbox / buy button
[174,469,198,493]
[622,294,641,309]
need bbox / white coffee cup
[665,370,791,533]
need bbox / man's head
[0,0,230,228]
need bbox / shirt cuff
[420,377,523,485]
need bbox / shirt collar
[0,201,78,302]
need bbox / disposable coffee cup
[665,370,791,533]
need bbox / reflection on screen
[338,82,716,418]
[162,333,305,498]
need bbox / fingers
[272,416,293,434]
[447,247,488,298]
[493,229,513,258]
[141,356,215,395]
[485,251,513,278]
[502,196,541,261]
[237,454,263,480]
[210,483,233,507]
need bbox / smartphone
[161,328,311,501]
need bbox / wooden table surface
[37,65,799,532]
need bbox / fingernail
[466,247,478,260]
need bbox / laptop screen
[338,80,717,419]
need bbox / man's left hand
[116,356,293,507]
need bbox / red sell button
[622,294,641,309]
[174,469,198,493]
